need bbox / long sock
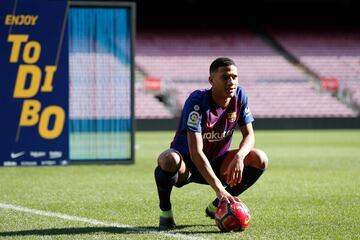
[160,209,173,218]
[212,166,265,207]
[154,166,179,211]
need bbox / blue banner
[0,0,69,166]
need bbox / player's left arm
[224,123,255,187]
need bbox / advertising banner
[0,0,69,166]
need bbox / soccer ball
[215,199,251,232]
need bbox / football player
[154,57,269,230]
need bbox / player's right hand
[217,189,240,204]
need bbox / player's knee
[157,150,181,172]
[256,149,269,169]
[247,149,269,169]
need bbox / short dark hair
[209,57,236,74]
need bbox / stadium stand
[136,30,305,81]
[136,29,358,118]
[268,27,360,108]
[243,81,356,118]
[135,84,173,119]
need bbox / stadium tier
[136,56,306,82]
[243,81,356,118]
[136,30,275,56]
[135,29,358,119]
[136,30,305,81]
[166,81,356,118]
[268,28,360,108]
[135,84,173,119]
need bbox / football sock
[212,166,265,207]
[160,209,173,218]
[207,201,217,213]
[154,166,179,211]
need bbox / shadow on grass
[0,224,222,236]
[173,224,222,234]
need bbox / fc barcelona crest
[227,112,236,122]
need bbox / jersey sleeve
[238,93,254,127]
[182,94,202,132]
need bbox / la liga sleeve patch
[187,111,201,129]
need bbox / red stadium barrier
[144,77,161,91]
[320,77,339,91]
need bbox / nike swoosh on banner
[10,152,25,159]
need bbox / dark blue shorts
[174,150,229,187]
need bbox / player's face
[209,65,238,98]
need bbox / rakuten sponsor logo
[202,129,234,142]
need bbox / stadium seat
[135,29,358,118]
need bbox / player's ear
[208,76,214,86]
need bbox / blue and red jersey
[170,86,254,161]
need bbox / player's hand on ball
[217,189,239,204]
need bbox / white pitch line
[0,203,209,240]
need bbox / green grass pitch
[0,129,359,239]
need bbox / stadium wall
[136,117,360,131]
